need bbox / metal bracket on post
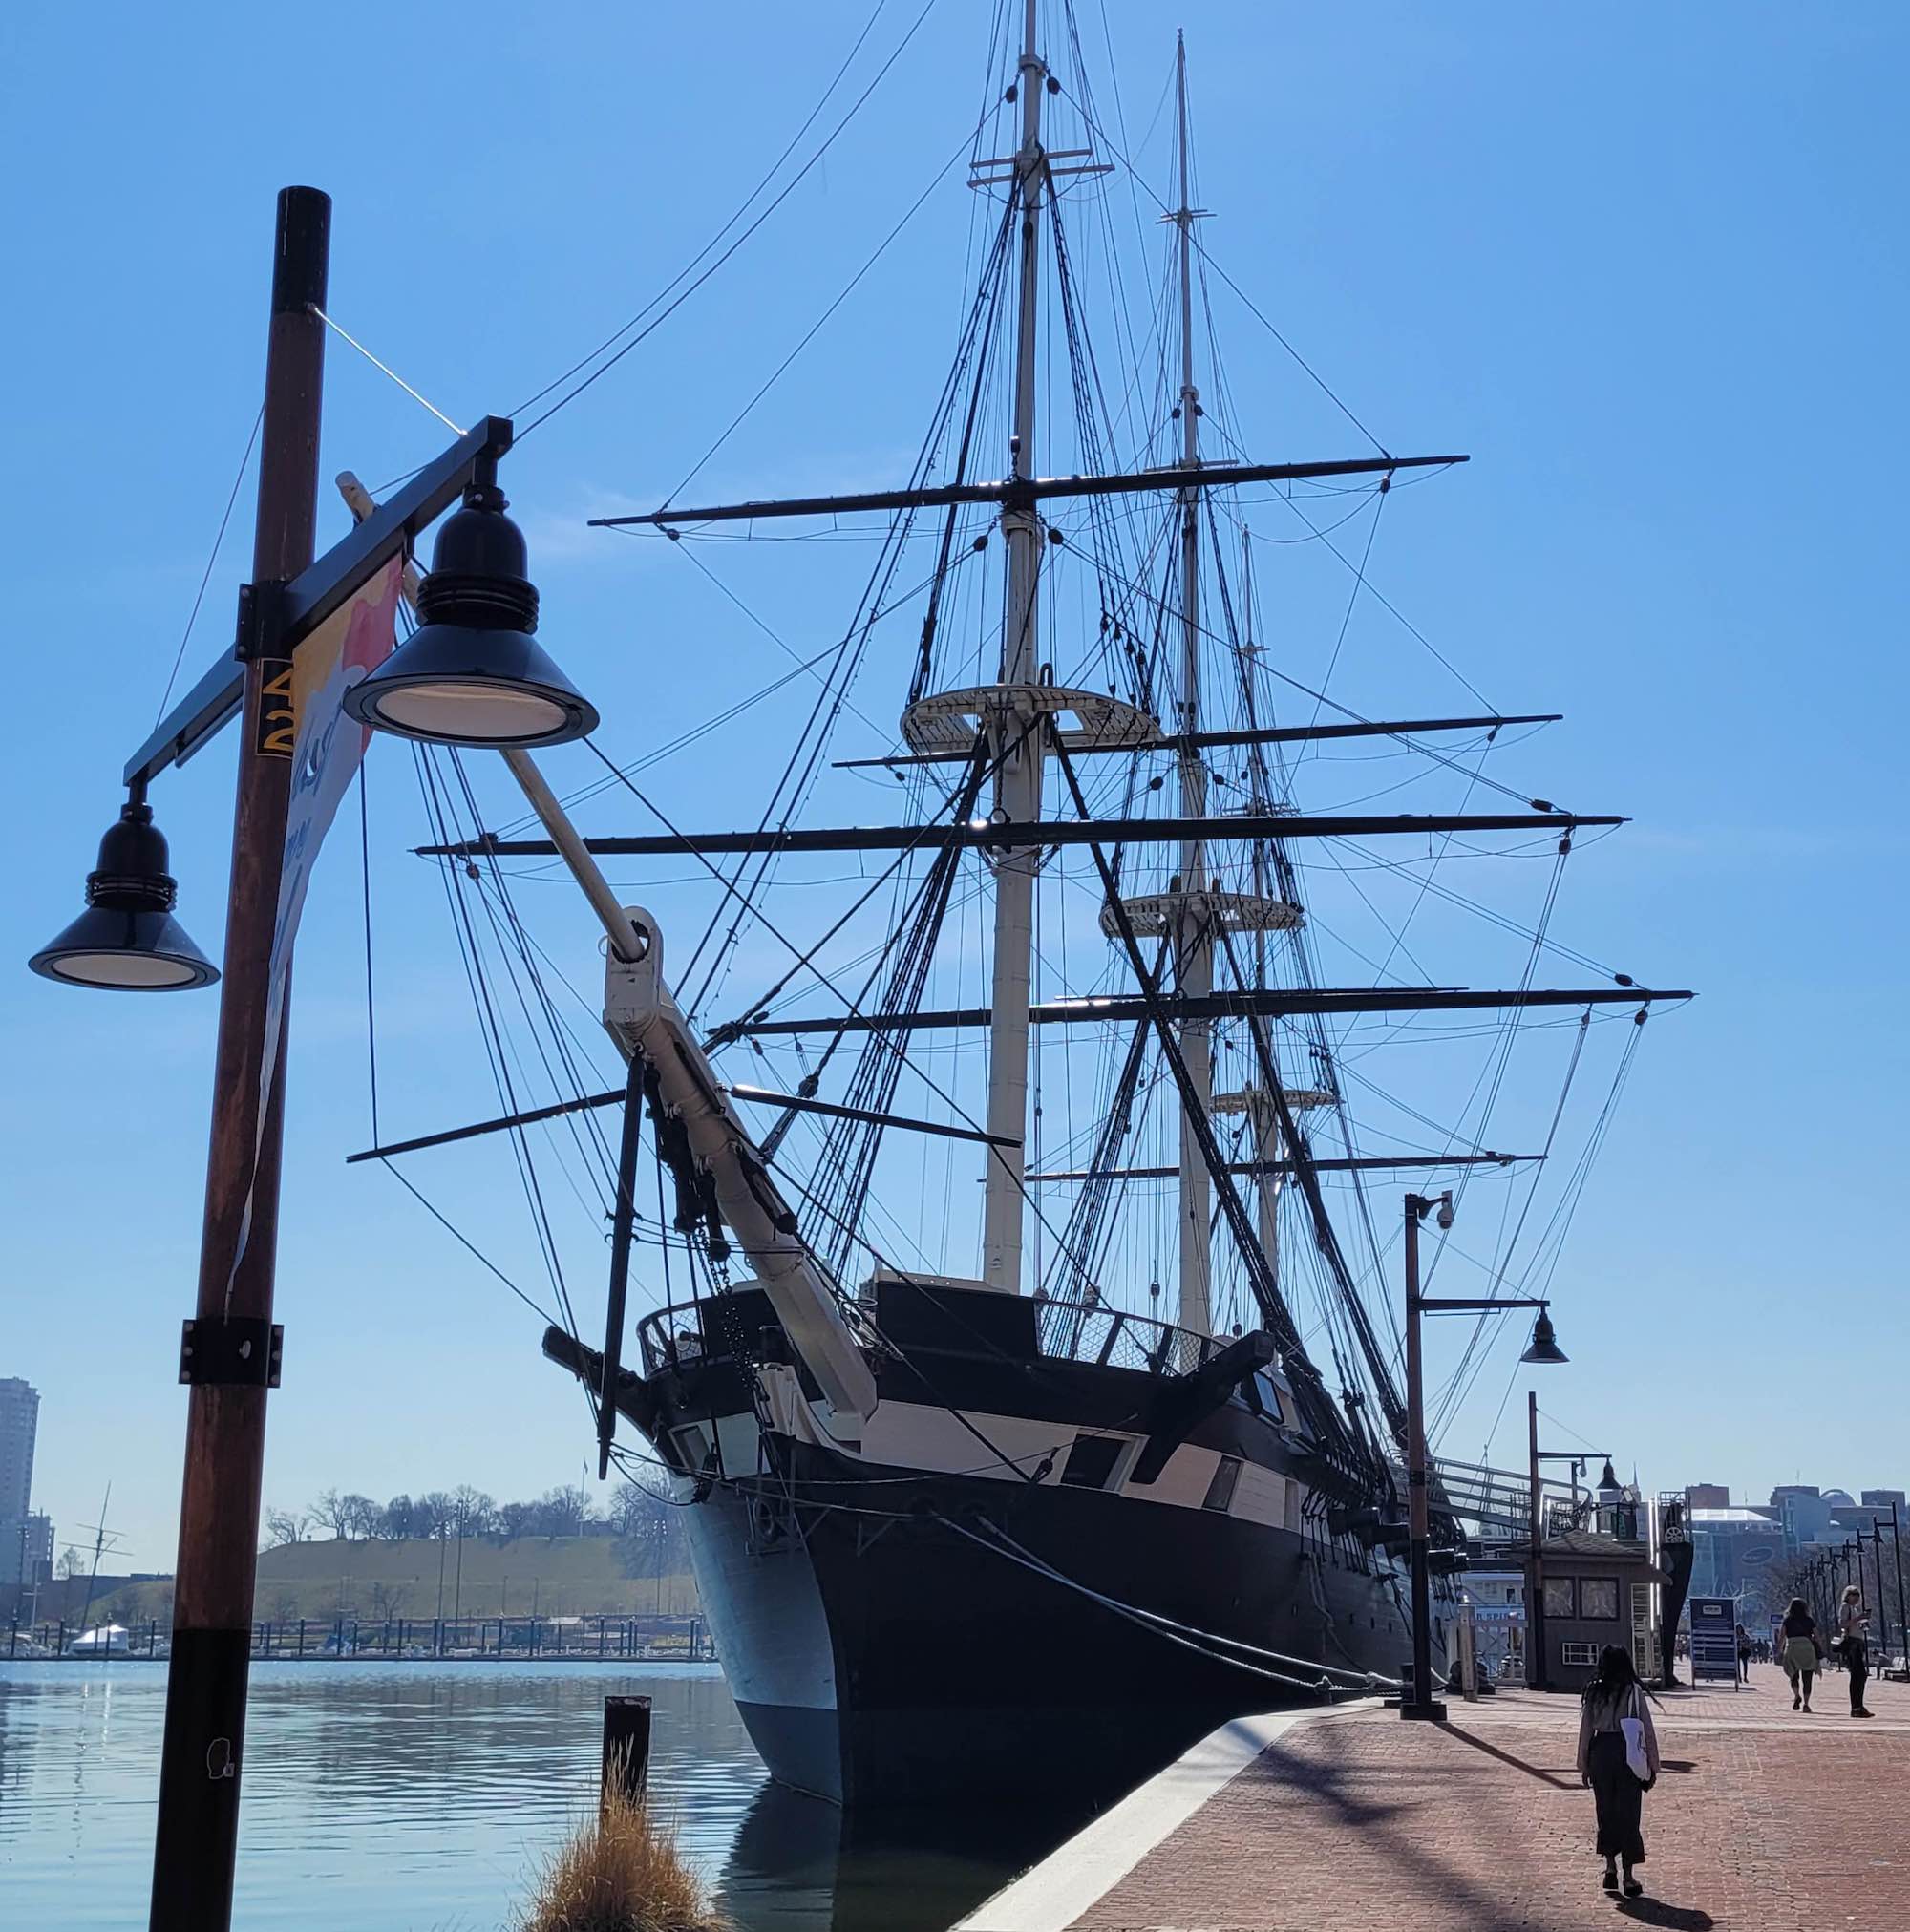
[179,1319,284,1389]
[232,582,289,664]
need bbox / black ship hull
[687,1436,1426,1807]
[584,1275,1454,1812]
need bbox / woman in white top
[1576,1644,1661,1898]
[1839,1583,1873,1718]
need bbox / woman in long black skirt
[1576,1645,1660,1897]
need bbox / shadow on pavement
[1618,1900,1715,1929]
[1439,1721,1578,1791]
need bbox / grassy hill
[243,1534,699,1624]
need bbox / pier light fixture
[1519,1306,1568,1366]
[1400,1190,1569,1721]
[29,793,219,990]
[344,482,597,748]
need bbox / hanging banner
[224,559,402,1309]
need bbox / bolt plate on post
[179,1318,283,1388]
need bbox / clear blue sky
[4,3,1904,1570]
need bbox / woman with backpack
[1577,1644,1661,1898]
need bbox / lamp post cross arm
[121,416,514,791]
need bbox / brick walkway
[1067,1664,1909,1932]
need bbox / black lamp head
[29,796,220,991]
[1519,1306,1569,1366]
[343,482,597,748]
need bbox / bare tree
[264,1507,308,1548]
[368,1580,410,1621]
[452,1486,498,1539]
[538,1485,592,1539]
[310,1489,354,1542]
[340,1494,382,1540]
[57,1545,86,1580]
[415,1491,456,1539]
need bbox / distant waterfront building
[1685,1483,1730,1510]
[1769,1485,1834,1550]
[0,1378,48,1587]
[1688,1506,1785,1617]
[11,1512,53,1586]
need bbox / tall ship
[388,2,1687,1809]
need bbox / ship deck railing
[634,1291,1232,1381]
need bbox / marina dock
[964,1667,1907,1932]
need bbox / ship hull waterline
[674,1429,1437,1810]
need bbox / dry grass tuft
[520,1788,724,1932]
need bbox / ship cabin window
[671,1424,712,1474]
[1542,1577,1577,1619]
[1561,1641,1599,1667]
[1580,1578,1620,1621]
[1060,1433,1124,1490]
[1250,1372,1284,1424]
[1203,1455,1242,1513]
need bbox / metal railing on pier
[6,1613,715,1664]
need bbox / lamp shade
[1519,1308,1568,1366]
[29,800,219,991]
[344,483,596,748]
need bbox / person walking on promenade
[1781,1597,1819,1711]
[1735,1624,1752,1683]
[1838,1583,1874,1718]
[1578,1644,1660,1898]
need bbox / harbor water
[0,1659,1073,1930]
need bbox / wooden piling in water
[601,1695,652,1818]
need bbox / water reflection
[0,1662,1083,1931]
[722,1780,1106,1932]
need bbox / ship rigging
[351,0,1689,1807]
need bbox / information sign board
[1688,1596,1740,1687]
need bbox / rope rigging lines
[335,0,1687,1490]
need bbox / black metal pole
[1528,1391,1547,1690]
[1892,1502,1906,1670]
[149,185,329,1932]
[1401,1198,1443,1719]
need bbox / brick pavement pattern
[1068,1664,1908,1932]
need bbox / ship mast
[1170,32,1214,1336]
[979,0,1050,1292]
[1241,532,1284,1294]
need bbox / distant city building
[0,1379,35,1518]
[0,1378,48,1588]
[1769,1485,1834,1550]
[11,1512,53,1586]
[1860,1489,1906,1511]
[1685,1483,1730,1510]
[1688,1506,1785,1617]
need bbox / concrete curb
[955,1700,1375,1932]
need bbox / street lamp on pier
[1400,1189,1567,1722]
[28,185,595,1932]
